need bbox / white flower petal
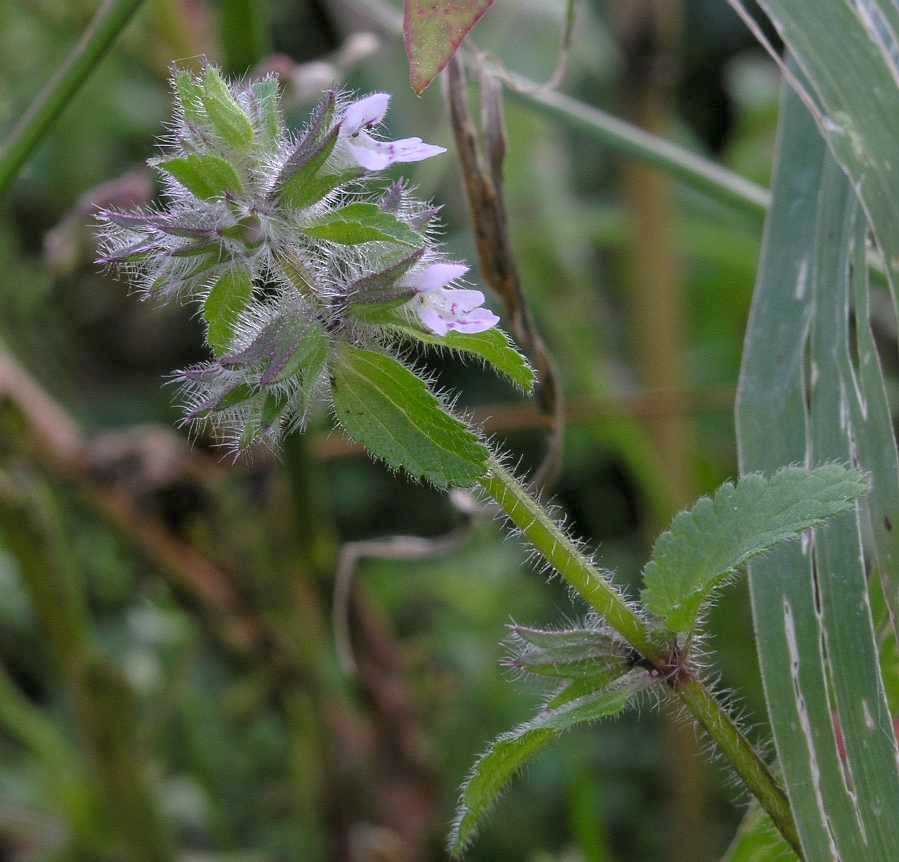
[448,308,500,334]
[341,93,390,136]
[409,286,499,336]
[346,139,392,171]
[407,262,470,293]
[418,305,449,335]
[387,137,447,163]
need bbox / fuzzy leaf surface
[305,203,423,246]
[204,268,254,356]
[201,65,254,150]
[251,79,282,150]
[404,0,495,94]
[277,126,339,209]
[641,465,867,633]
[158,154,243,200]
[449,670,647,856]
[350,305,533,391]
[175,69,205,127]
[332,344,487,488]
[508,624,631,680]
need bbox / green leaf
[295,325,329,405]
[240,391,289,449]
[158,154,243,200]
[278,126,340,209]
[204,269,254,356]
[349,249,424,298]
[187,382,255,420]
[276,322,329,395]
[449,671,647,856]
[409,326,534,392]
[404,0,495,94]
[349,305,534,392]
[735,77,876,859]
[201,64,254,150]
[508,624,631,680]
[305,203,423,246]
[806,156,899,852]
[723,804,798,862]
[641,465,868,633]
[174,69,205,126]
[332,343,487,488]
[251,78,282,150]
[749,0,899,313]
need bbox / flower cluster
[97,64,499,453]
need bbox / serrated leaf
[404,0,495,94]
[201,65,254,150]
[158,154,243,200]
[332,343,487,488]
[204,269,254,356]
[349,305,533,391]
[641,465,868,633]
[305,203,423,246]
[449,670,648,856]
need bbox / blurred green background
[0,1,787,859]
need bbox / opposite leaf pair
[450,463,867,855]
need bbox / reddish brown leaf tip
[403,0,495,95]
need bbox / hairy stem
[677,677,800,854]
[0,0,145,195]
[478,456,801,857]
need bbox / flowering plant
[94,63,869,859]
[98,64,520,459]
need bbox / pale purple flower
[402,263,500,336]
[340,93,446,171]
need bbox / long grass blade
[736,72,869,860]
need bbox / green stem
[479,457,802,858]
[480,458,660,661]
[0,0,146,196]
[501,74,770,218]
[677,677,801,855]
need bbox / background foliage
[0,1,868,860]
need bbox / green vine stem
[0,0,145,196]
[478,456,802,857]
